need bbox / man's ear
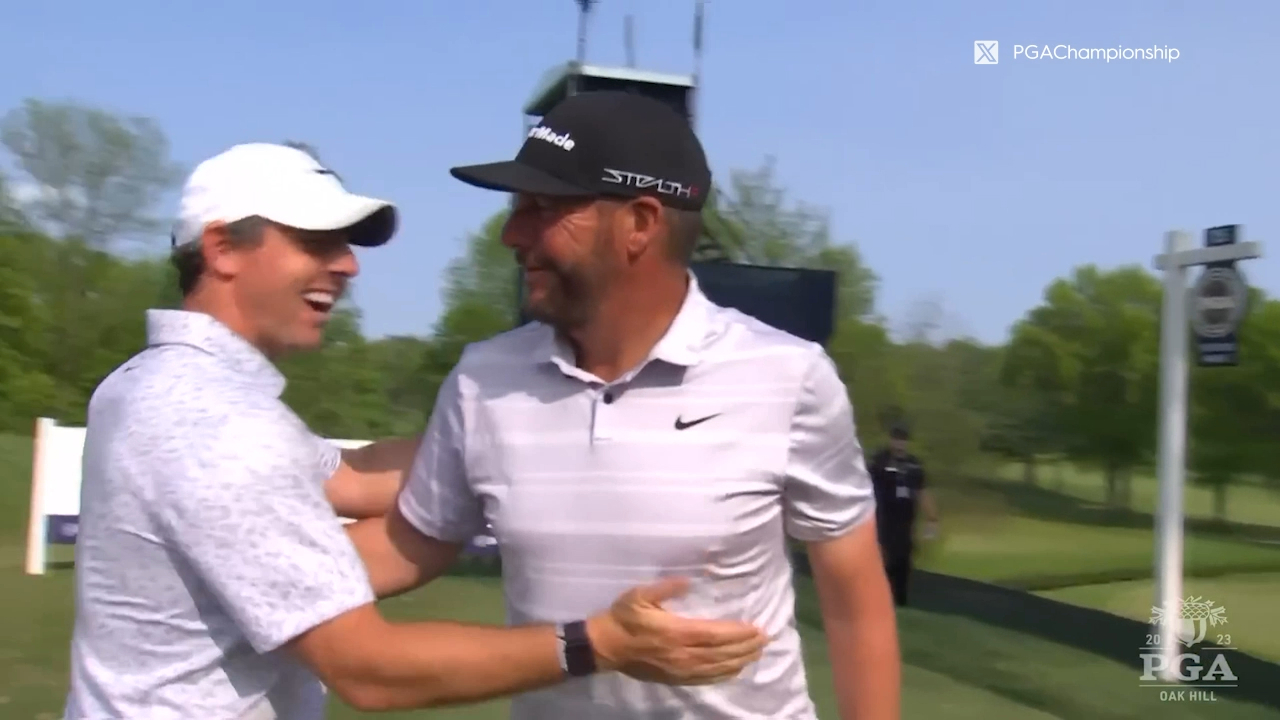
[201,221,242,279]
[618,197,664,261]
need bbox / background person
[868,425,940,607]
[63,142,767,720]
[347,91,901,720]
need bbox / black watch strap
[557,620,597,677]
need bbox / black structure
[514,262,837,346]
[511,2,837,347]
[523,62,695,128]
[691,262,837,346]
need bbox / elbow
[291,604,454,712]
[335,682,455,712]
[323,666,450,712]
[328,678,390,712]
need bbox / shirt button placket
[592,387,618,443]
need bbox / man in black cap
[868,425,940,607]
[347,91,901,719]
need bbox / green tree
[0,99,184,424]
[0,229,58,431]
[0,170,29,230]
[1188,291,1280,520]
[1,98,183,248]
[1003,265,1163,507]
[439,210,518,330]
[699,158,878,320]
[827,317,900,430]
[280,305,399,438]
[947,340,1056,484]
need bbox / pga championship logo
[1141,596,1238,702]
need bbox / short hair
[664,207,704,264]
[171,215,268,297]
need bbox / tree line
[2,97,1278,521]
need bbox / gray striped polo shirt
[399,274,875,719]
[64,309,374,719]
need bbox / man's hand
[586,577,768,685]
[921,519,940,541]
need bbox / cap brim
[271,194,399,248]
[450,160,592,197]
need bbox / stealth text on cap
[527,126,575,151]
[601,168,696,199]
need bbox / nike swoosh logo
[674,413,721,430]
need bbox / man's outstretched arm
[289,576,766,711]
[167,414,767,713]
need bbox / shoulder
[444,322,551,394]
[96,344,283,412]
[703,303,833,387]
[456,322,547,368]
[91,345,316,476]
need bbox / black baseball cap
[450,91,711,212]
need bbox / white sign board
[24,418,370,575]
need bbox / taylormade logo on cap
[527,125,575,151]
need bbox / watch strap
[557,620,597,677]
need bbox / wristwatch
[556,620,598,677]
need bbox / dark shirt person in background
[868,425,939,607]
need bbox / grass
[918,514,1280,588]
[4,432,1280,718]
[992,461,1280,528]
[6,565,1275,719]
[1039,573,1280,662]
[0,432,33,540]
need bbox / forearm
[346,513,461,599]
[349,435,422,474]
[330,435,422,519]
[825,611,901,719]
[811,540,901,720]
[342,620,566,710]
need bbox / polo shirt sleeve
[397,367,486,543]
[782,349,877,543]
[155,412,375,654]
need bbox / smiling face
[503,193,624,331]
[203,219,357,356]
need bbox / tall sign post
[1150,226,1261,682]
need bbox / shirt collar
[145,309,286,397]
[535,270,716,376]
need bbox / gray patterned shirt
[63,309,375,720]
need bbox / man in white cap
[63,142,767,720]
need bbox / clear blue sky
[2,0,1277,344]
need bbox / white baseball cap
[171,142,398,249]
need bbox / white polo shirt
[399,274,875,719]
[64,309,374,720]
